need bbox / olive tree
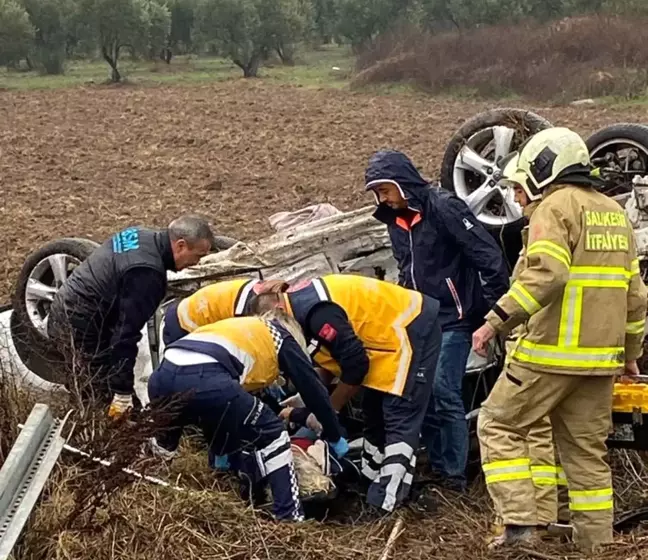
[0,0,34,68]
[336,0,416,50]
[196,0,311,77]
[21,0,78,74]
[78,0,170,82]
[168,0,197,56]
[311,0,339,45]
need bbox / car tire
[10,238,99,383]
[440,108,553,269]
[586,123,648,198]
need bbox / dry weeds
[2,353,648,560]
[354,16,648,102]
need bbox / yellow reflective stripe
[509,282,541,315]
[570,265,630,276]
[631,259,640,276]
[568,266,631,289]
[569,279,629,290]
[483,458,531,484]
[531,465,559,486]
[512,340,624,369]
[569,488,613,511]
[626,319,646,335]
[527,240,571,269]
[558,285,583,347]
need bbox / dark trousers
[361,302,442,512]
[47,310,114,403]
[148,359,303,521]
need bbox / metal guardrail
[0,404,68,560]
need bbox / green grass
[0,45,354,91]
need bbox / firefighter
[499,156,569,534]
[250,273,442,513]
[147,309,348,522]
[162,278,289,345]
[472,128,648,552]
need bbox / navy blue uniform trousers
[148,360,303,521]
[361,299,442,512]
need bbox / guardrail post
[0,404,68,560]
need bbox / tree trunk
[163,48,173,64]
[234,54,262,78]
[276,45,295,66]
[25,56,33,71]
[102,43,121,82]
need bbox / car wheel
[10,238,99,383]
[587,123,648,198]
[440,108,553,268]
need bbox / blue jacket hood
[365,150,429,206]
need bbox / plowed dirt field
[1,81,648,300]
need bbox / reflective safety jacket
[284,274,424,395]
[165,316,343,441]
[487,184,648,375]
[167,316,279,391]
[176,278,258,332]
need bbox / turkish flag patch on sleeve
[318,323,338,342]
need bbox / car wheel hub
[25,253,81,337]
[452,125,523,227]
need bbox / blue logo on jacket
[112,228,140,254]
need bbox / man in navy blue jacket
[366,149,509,491]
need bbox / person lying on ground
[146,309,349,522]
[48,215,213,418]
[249,273,442,514]
[365,149,509,493]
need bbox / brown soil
[1,82,647,300]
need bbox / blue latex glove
[330,437,349,459]
[209,452,231,471]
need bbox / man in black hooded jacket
[365,149,509,491]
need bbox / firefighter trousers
[527,417,569,525]
[477,363,615,551]
[361,311,441,512]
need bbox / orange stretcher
[608,376,648,449]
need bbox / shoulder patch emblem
[462,218,474,231]
[318,323,337,342]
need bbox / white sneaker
[146,437,178,461]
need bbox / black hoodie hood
[365,150,430,205]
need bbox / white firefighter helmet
[500,153,528,188]
[509,127,591,201]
